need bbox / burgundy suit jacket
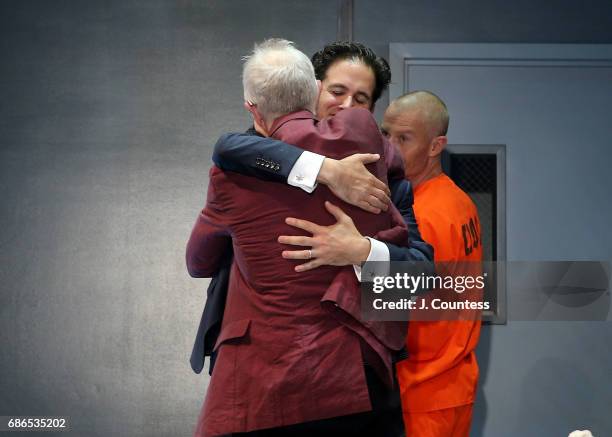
[186,108,409,436]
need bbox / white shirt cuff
[353,237,390,282]
[287,151,325,193]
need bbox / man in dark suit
[190,42,433,378]
[187,39,410,436]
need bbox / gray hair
[242,39,318,120]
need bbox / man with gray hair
[187,39,408,436]
[242,39,319,125]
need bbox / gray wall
[1,1,611,436]
[355,0,612,120]
[0,2,334,436]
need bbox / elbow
[212,133,233,166]
[186,262,203,278]
[186,261,213,278]
[186,251,212,278]
[186,256,200,277]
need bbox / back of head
[242,39,318,121]
[311,41,391,106]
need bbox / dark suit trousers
[226,366,405,437]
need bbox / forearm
[212,132,302,182]
[214,132,393,211]
[385,177,434,262]
[386,202,434,262]
[358,211,433,287]
[386,239,433,262]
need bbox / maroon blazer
[186,108,409,436]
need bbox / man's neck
[253,122,269,137]
[411,162,443,188]
[253,120,270,137]
[253,113,283,137]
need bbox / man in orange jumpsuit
[381,91,483,437]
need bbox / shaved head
[382,90,449,186]
[387,91,449,140]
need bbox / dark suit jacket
[186,108,409,436]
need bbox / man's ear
[244,100,261,124]
[244,100,258,119]
[244,101,269,135]
[430,136,448,157]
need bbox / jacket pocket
[213,319,251,352]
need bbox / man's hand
[317,154,391,214]
[279,201,371,272]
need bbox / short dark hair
[311,41,391,106]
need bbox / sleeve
[287,150,325,193]
[353,238,390,282]
[385,178,435,263]
[185,174,233,278]
[212,132,304,183]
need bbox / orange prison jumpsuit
[397,174,483,437]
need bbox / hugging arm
[213,132,301,183]
[280,177,434,271]
[385,178,434,262]
[213,132,390,213]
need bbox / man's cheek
[401,148,417,169]
[317,96,337,117]
[397,144,412,160]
